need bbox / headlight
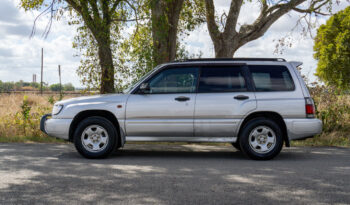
[52,104,64,115]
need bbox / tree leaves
[314,6,350,90]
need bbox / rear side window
[249,65,295,91]
[198,66,247,93]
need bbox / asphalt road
[0,143,349,205]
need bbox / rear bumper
[284,118,322,141]
[40,114,72,140]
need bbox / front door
[194,65,257,137]
[126,67,199,137]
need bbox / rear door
[194,65,256,137]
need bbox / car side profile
[40,58,322,160]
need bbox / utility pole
[58,65,62,97]
[40,48,43,95]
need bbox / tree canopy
[19,0,346,92]
[20,0,138,93]
[314,6,350,90]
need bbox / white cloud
[0,0,81,87]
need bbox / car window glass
[147,67,198,94]
[249,65,295,91]
[198,66,247,93]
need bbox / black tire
[73,116,118,159]
[239,117,283,160]
[231,142,241,151]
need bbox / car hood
[56,93,128,105]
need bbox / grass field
[0,94,67,143]
[0,91,349,146]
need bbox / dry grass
[292,131,350,147]
[0,91,349,146]
[0,94,50,117]
[0,94,74,143]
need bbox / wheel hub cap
[81,125,109,152]
[248,126,276,154]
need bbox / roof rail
[173,58,286,62]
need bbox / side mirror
[139,83,150,94]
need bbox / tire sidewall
[239,118,283,160]
[74,116,117,159]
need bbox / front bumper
[284,118,323,141]
[40,114,72,140]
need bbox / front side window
[249,65,295,91]
[198,66,247,93]
[146,67,198,94]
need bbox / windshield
[122,68,157,94]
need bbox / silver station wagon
[40,58,322,160]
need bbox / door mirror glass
[139,83,150,94]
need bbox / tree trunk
[151,0,184,65]
[212,36,240,58]
[97,40,115,94]
[151,2,169,65]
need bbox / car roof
[161,58,292,67]
[172,58,286,62]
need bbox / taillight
[305,97,315,118]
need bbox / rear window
[198,66,247,93]
[249,65,295,91]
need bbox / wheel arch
[237,111,290,147]
[69,110,122,147]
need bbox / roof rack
[173,58,286,62]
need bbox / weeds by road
[0,94,66,143]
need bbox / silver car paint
[47,94,129,140]
[194,92,256,137]
[44,60,322,144]
[125,93,196,136]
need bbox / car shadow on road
[56,145,311,162]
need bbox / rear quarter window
[249,65,295,92]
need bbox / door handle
[234,95,249,100]
[175,96,190,102]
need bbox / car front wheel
[73,116,117,159]
[239,118,283,160]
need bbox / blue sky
[0,0,348,87]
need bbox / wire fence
[0,90,98,96]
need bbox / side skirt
[125,136,237,143]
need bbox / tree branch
[223,0,243,37]
[110,0,122,13]
[123,0,140,40]
[66,0,99,38]
[87,0,102,24]
[204,0,221,41]
[238,0,307,45]
[101,0,111,26]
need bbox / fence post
[40,48,43,95]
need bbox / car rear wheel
[73,116,117,159]
[239,117,283,160]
